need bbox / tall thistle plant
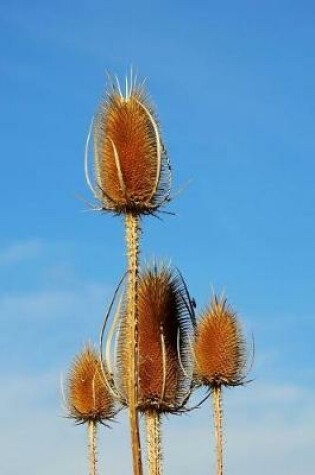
[116,265,195,475]
[64,70,254,475]
[65,346,116,475]
[84,72,171,475]
[194,296,249,475]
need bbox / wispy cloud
[0,278,114,374]
[1,372,314,475]
[0,282,110,322]
[0,372,131,475]
[163,382,315,475]
[0,239,43,265]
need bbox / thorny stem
[88,420,97,475]
[213,386,223,475]
[145,411,162,475]
[125,213,143,475]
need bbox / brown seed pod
[66,345,116,424]
[194,296,247,388]
[117,265,194,413]
[89,74,171,215]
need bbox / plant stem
[88,420,97,475]
[145,411,162,475]
[125,212,143,475]
[212,386,223,475]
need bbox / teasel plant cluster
[62,70,253,475]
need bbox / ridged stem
[212,386,223,475]
[125,212,143,475]
[88,420,97,475]
[145,411,162,475]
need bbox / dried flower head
[194,296,247,388]
[87,72,171,215]
[66,345,116,424]
[117,265,194,413]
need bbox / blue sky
[1,1,315,473]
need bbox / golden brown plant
[194,296,248,475]
[117,265,194,412]
[66,345,116,475]
[86,72,171,215]
[67,345,115,423]
[84,72,172,475]
[116,265,195,475]
[194,296,246,388]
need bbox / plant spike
[194,295,250,475]
[91,73,171,215]
[85,71,172,475]
[116,264,195,475]
[65,345,116,475]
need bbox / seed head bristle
[117,265,194,413]
[92,75,170,214]
[66,345,115,424]
[194,296,246,387]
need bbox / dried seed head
[117,265,194,413]
[91,74,171,214]
[194,296,246,387]
[66,345,115,424]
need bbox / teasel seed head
[194,296,247,388]
[88,72,171,215]
[66,345,116,424]
[117,264,194,413]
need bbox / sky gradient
[1,1,315,474]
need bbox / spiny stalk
[212,386,223,475]
[125,212,143,475]
[145,411,162,475]
[88,420,97,475]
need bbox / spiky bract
[194,296,246,388]
[117,265,194,413]
[66,346,115,424]
[92,75,171,215]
